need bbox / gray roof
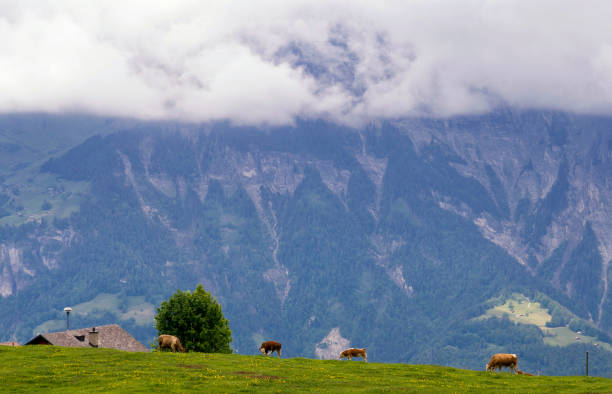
[25,324,148,352]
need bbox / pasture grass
[543,327,612,352]
[1,346,611,393]
[478,293,612,352]
[480,293,552,326]
[0,173,88,226]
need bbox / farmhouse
[25,324,148,352]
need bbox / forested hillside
[0,112,611,376]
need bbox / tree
[155,284,232,353]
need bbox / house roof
[25,324,148,352]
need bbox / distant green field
[32,293,155,336]
[479,293,552,326]
[543,327,612,353]
[0,114,117,225]
[0,347,609,393]
[0,174,89,226]
[477,293,612,352]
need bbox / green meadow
[477,293,612,352]
[1,346,610,393]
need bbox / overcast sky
[1,1,612,126]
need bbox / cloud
[1,0,612,126]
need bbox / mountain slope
[0,112,611,376]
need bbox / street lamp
[64,307,72,330]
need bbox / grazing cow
[486,353,518,373]
[259,341,282,357]
[517,370,533,376]
[158,334,185,353]
[339,348,367,362]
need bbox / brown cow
[259,340,282,357]
[517,370,534,376]
[339,348,367,362]
[486,353,518,373]
[158,334,185,353]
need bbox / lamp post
[64,307,72,330]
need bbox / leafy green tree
[546,306,570,328]
[155,284,232,353]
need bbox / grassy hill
[477,293,612,353]
[0,346,610,393]
[0,114,120,225]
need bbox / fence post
[586,351,589,377]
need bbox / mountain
[0,110,611,376]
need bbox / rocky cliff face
[0,245,28,297]
[396,111,611,326]
[0,227,74,297]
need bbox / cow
[486,353,518,374]
[517,370,533,376]
[158,334,185,353]
[259,340,282,357]
[339,348,367,362]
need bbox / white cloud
[1,0,612,126]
